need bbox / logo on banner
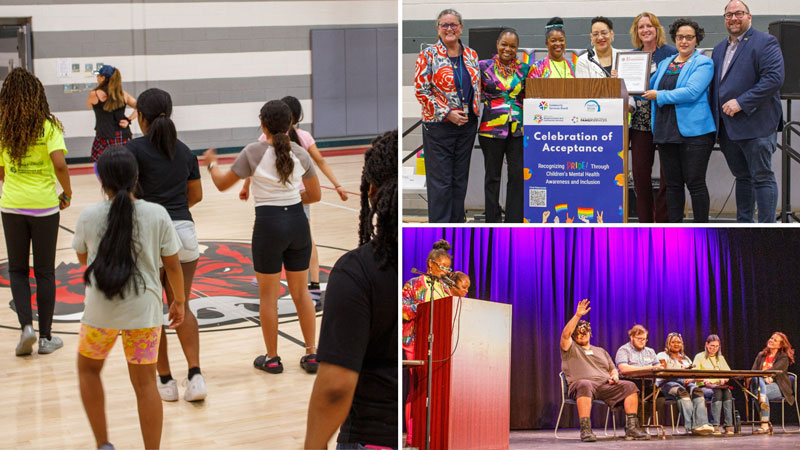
[571,116,579,124]
[585,100,601,112]
[539,101,549,110]
[534,114,544,124]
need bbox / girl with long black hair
[204,100,321,374]
[73,146,185,450]
[0,67,72,356]
[305,130,398,448]
[125,88,206,402]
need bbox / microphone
[586,48,612,78]
[411,267,456,287]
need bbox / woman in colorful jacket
[478,28,529,223]
[414,8,480,223]
[643,18,715,223]
[529,17,576,79]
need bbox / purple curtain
[402,228,800,429]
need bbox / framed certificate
[615,51,652,95]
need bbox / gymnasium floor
[0,152,366,449]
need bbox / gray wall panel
[311,29,347,138]
[32,24,394,58]
[45,75,311,112]
[344,28,378,136]
[376,26,398,133]
[403,16,796,54]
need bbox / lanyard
[450,54,466,109]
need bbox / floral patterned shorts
[78,323,161,364]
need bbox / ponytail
[273,133,294,185]
[136,88,177,159]
[102,69,125,112]
[280,95,304,147]
[84,146,143,299]
[259,100,294,185]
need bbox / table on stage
[624,368,781,438]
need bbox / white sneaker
[183,374,207,402]
[692,424,715,435]
[157,378,178,402]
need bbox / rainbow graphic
[555,203,568,213]
[577,207,594,218]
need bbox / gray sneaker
[15,324,36,356]
[37,336,63,354]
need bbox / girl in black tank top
[86,65,137,161]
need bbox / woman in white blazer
[576,17,620,78]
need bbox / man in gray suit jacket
[712,0,785,223]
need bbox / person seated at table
[446,270,470,297]
[616,324,660,374]
[692,334,734,435]
[656,332,714,435]
[616,324,660,423]
[750,331,796,435]
[561,299,648,442]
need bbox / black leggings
[2,212,59,337]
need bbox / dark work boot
[625,413,650,440]
[580,417,597,442]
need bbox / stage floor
[510,429,800,449]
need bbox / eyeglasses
[438,22,460,30]
[724,11,748,20]
[675,35,696,42]
[633,336,648,342]
[591,31,610,38]
[435,262,452,273]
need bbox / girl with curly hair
[0,68,72,356]
[305,130,398,448]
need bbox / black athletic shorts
[251,202,312,274]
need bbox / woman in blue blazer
[643,18,715,223]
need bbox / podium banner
[523,98,625,223]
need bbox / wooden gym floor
[0,152,366,449]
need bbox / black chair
[555,372,618,439]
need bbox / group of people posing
[563,299,796,442]
[415,0,784,224]
[0,65,398,449]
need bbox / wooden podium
[524,78,630,222]
[409,297,512,450]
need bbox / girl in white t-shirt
[204,100,322,374]
[247,96,348,296]
[73,146,186,450]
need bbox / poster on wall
[523,98,625,223]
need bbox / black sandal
[254,355,283,374]
[300,354,319,374]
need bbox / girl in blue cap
[86,65,137,162]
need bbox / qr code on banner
[529,187,546,207]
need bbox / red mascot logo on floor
[1,241,330,329]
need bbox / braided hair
[357,130,397,270]
[0,68,63,168]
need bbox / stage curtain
[402,228,800,429]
